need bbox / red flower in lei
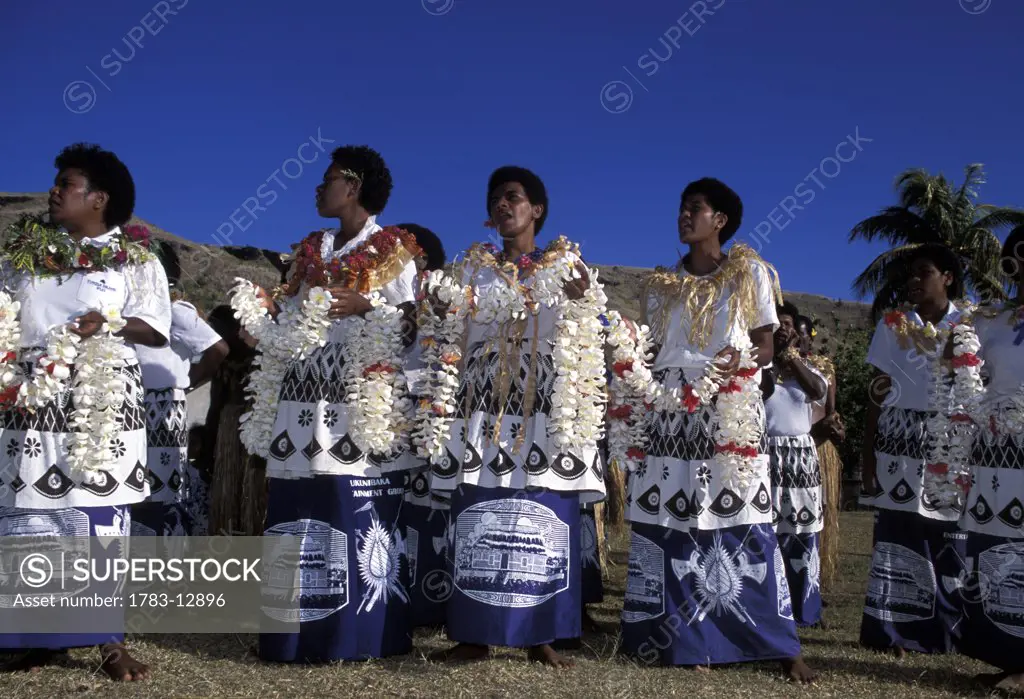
[608,404,632,419]
[283,227,420,296]
[951,353,980,369]
[681,385,701,413]
[883,310,905,328]
[716,443,759,459]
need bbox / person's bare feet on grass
[528,644,574,668]
[781,656,817,683]
[0,649,67,673]
[995,672,1024,694]
[892,645,907,659]
[99,643,150,681]
[428,643,489,663]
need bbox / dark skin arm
[713,324,776,378]
[188,339,230,392]
[861,370,889,493]
[72,312,166,347]
[774,327,826,402]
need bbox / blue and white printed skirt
[581,504,603,604]
[859,510,967,653]
[620,522,802,666]
[258,473,412,662]
[859,407,966,654]
[768,434,823,626]
[0,505,130,650]
[446,484,581,647]
[958,412,1024,671]
[400,466,451,628]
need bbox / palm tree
[849,163,1024,320]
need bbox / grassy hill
[0,192,873,338]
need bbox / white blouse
[765,367,828,437]
[975,307,1024,405]
[865,302,960,412]
[5,227,172,360]
[135,300,223,390]
[648,258,779,379]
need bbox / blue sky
[2,0,1021,300]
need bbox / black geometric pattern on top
[458,343,555,418]
[1,360,146,433]
[145,389,188,448]
[875,406,933,460]
[972,432,1024,470]
[278,343,347,405]
[647,369,769,461]
[768,441,822,489]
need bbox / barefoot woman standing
[858,244,966,656]
[424,166,607,668]
[0,143,170,681]
[619,178,815,682]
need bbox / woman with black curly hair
[859,243,967,657]
[0,143,171,681]
[250,145,425,663]
[425,166,606,668]
[620,177,815,682]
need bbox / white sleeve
[865,318,894,375]
[751,261,780,331]
[380,259,417,307]
[805,364,828,406]
[124,257,172,342]
[170,302,223,358]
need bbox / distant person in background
[0,143,170,680]
[798,315,845,600]
[764,302,827,627]
[859,243,965,656]
[395,222,450,629]
[132,242,229,537]
[203,303,264,536]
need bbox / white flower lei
[923,318,984,510]
[341,292,411,456]
[604,311,654,472]
[412,243,608,459]
[412,270,471,463]
[0,291,130,484]
[66,308,128,485]
[549,267,609,454]
[710,335,764,493]
[230,279,333,457]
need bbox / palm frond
[851,244,921,299]
[848,207,936,245]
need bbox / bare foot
[995,672,1024,694]
[98,644,150,681]
[781,656,817,684]
[428,643,489,663]
[0,649,67,673]
[693,664,712,673]
[892,646,907,659]
[528,644,574,668]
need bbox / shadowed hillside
[0,192,872,337]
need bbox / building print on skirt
[453,498,571,608]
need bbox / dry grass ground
[0,512,1009,698]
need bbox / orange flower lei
[883,305,942,353]
[278,226,424,297]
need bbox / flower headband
[338,168,362,182]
